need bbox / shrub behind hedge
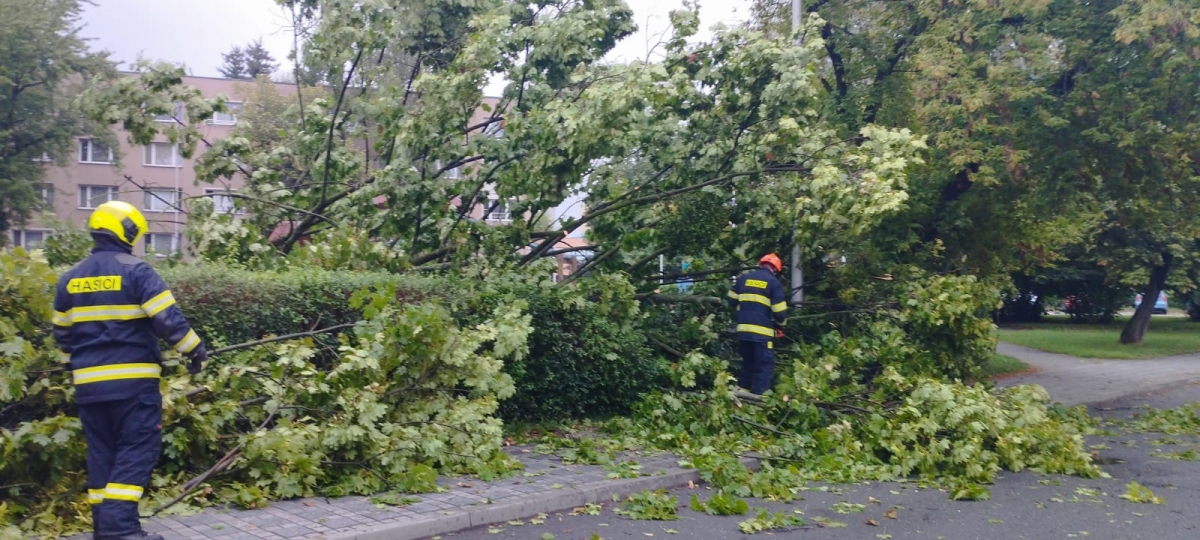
[160,265,440,345]
[459,281,668,423]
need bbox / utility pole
[790,0,805,304]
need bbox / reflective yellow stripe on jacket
[772,301,787,313]
[54,304,148,326]
[72,363,162,385]
[87,489,105,505]
[736,324,775,337]
[174,329,201,354]
[737,293,772,307]
[141,290,176,317]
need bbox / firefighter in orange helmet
[726,254,787,397]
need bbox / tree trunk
[1120,253,1173,345]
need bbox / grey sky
[81,0,750,83]
[80,0,750,229]
[81,0,297,76]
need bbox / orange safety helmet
[759,253,783,273]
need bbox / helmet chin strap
[91,232,134,254]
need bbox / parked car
[1134,291,1169,314]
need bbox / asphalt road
[435,384,1200,540]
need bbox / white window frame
[143,189,181,213]
[79,139,114,164]
[145,232,179,258]
[203,188,242,214]
[154,102,184,123]
[36,183,53,208]
[486,198,514,222]
[434,160,463,180]
[143,142,179,168]
[483,123,505,138]
[10,229,52,249]
[78,185,117,209]
[32,152,51,162]
[208,102,242,126]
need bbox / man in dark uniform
[727,254,787,397]
[52,201,207,540]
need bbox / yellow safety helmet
[88,201,149,247]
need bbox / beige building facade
[13,75,294,258]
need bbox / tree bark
[1120,252,1173,345]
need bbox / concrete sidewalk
[121,450,757,540]
[995,342,1200,406]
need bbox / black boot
[95,531,164,540]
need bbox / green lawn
[998,316,1200,359]
[981,353,1032,378]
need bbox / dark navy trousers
[737,340,776,395]
[78,388,162,538]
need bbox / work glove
[775,328,785,339]
[186,342,208,375]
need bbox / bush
[456,272,669,423]
[159,265,442,345]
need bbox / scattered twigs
[210,323,357,356]
[647,335,685,359]
[152,411,277,516]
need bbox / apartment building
[12,74,590,274]
[12,75,295,258]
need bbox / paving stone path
[996,342,1200,406]
[68,342,1200,540]
[97,450,753,540]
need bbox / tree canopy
[0,0,112,239]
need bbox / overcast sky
[79,0,751,229]
[80,0,751,91]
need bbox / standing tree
[243,38,279,78]
[218,39,278,80]
[217,45,248,79]
[1058,0,1200,344]
[0,0,113,241]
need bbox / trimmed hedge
[159,265,440,345]
[158,265,667,423]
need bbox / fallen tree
[0,249,532,537]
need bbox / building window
[79,139,114,164]
[143,189,181,213]
[483,123,505,138]
[11,229,50,249]
[155,102,184,123]
[208,102,242,125]
[143,142,179,167]
[146,233,178,257]
[32,152,51,162]
[78,185,117,209]
[486,198,513,222]
[433,160,463,180]
[36,183,53,209]
[204,188,241,214]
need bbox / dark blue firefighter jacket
[53,236,200,404]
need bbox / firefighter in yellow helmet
[726,254,787,398]
[52,201,206,540]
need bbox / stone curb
[323,457,761,540]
